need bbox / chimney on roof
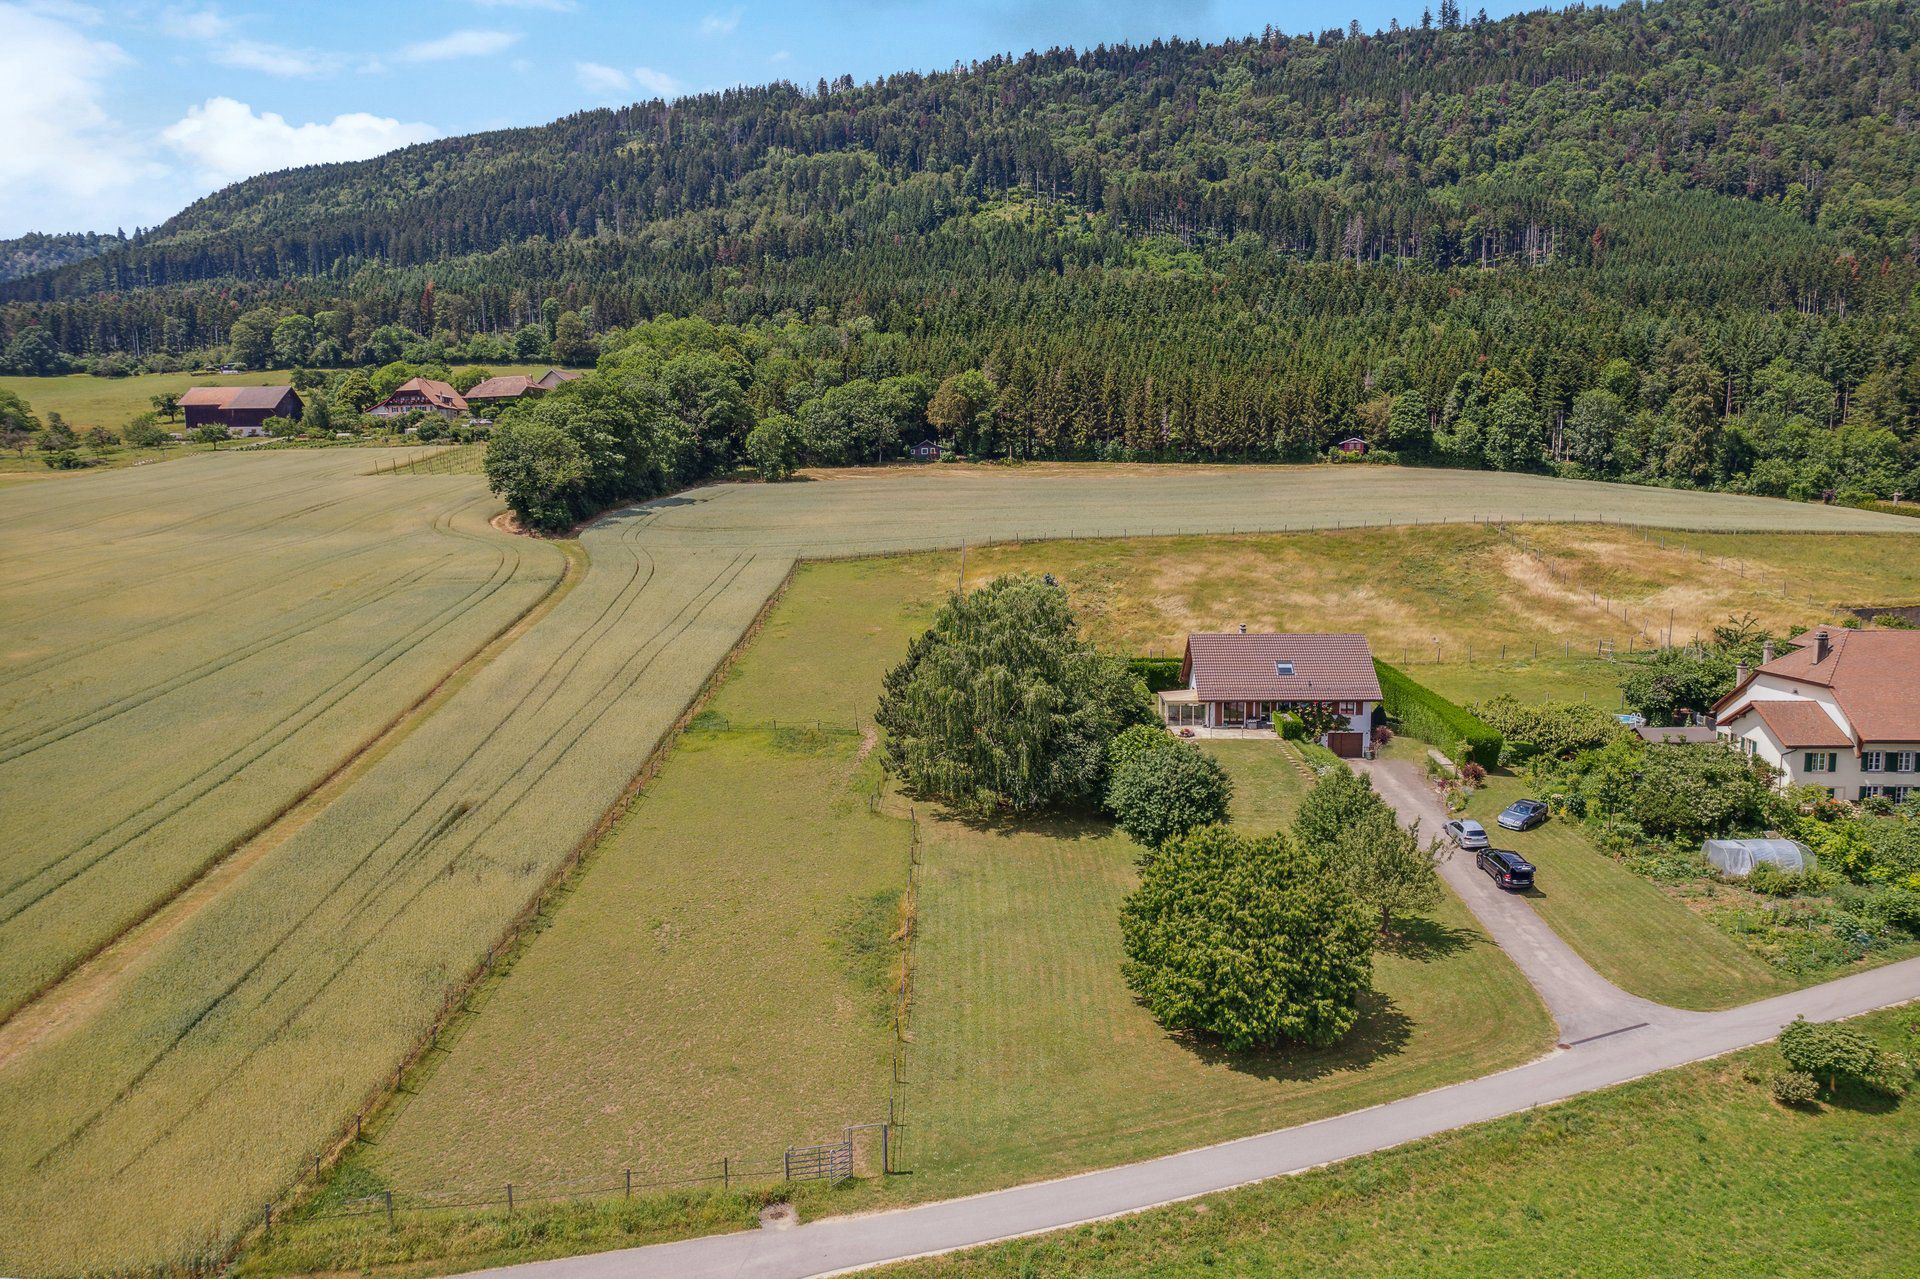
[1814,629,1831,663]
[1761,640,1776,664]
[1239,623,1247,634]
[1734,660,1750,685]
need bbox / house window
[1897,751,1918,774]
[1803,751,1838,774]
[1864,751,1885,773]
[1337,701,1357,716]
[1274,661,1295,676]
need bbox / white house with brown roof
[368,377,467,418]
[1160,631,1382,757]
[1713,627,1920,802]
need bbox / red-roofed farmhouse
[1713,626,1920,802]
[1161,632,1382,757]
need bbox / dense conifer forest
[6,0,1920,502]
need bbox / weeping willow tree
[876,575,1153,815]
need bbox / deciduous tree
[1120,826,1373,1050]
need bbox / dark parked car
[1477,849,1536,890]
[1443,819,1490,852]
[1496,798,1550,831]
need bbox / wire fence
[257,693,918,1246]
[269,1133,887,1238]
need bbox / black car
[1477,848,1535,890]
[1496,798,1550,831]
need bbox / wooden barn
[179,386,303,436]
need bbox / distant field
[5,458,1918,1276]
[886,1007,1920,1279]
[0,366,572,433]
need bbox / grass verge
[881,1007,1920,1279]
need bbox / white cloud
[23,0,103,22]
[575,61,630,94]
[161,96,437,186]
[400,28,521,60]
[698,10,738,36]
[159,6,342,77]
[471,0,575,9]
[631,65,683,97]
[0,3,164,233]
[575,61,684,101]
[768,48,791,62]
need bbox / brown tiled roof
[179,385,296,410]
[1747,699,1852,748]
[383,377,467,411]
[1181,633,1381,702]
[534,368,582,390]
[1719,629,1920,743]
[464,375,537,400]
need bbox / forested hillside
[5,0,1920,504]
[0,232,122,285]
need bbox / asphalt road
[453,754,1920,1279]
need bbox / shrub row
[1373,659,1503,769]
[1127,657,1185,693]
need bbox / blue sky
[0,0,1527,238]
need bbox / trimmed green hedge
[1129,657,1185,693]
[1373,659,1503,769]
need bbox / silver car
[1443,819,1490,852]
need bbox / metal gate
[784,1137,854,1185]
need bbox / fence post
[625,1169,632,1199]
[385,1190,395,1229]
[263,1202,272,1236]
[723,1156,731,1189]
[506,1183,513,1216]
[783,1148,792,1181]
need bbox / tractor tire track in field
[0,479,469,635]
[0,485,484,696]
[31,540,753,1172]
[0,543,588,1072]
[0,492,508,753]
[0,498,557,1021]
[99,553,768,1176]
[0,554,449,759]
[0,534,521,920]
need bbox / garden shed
[1703,838,1813,878]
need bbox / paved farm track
[0,457,1913,1275]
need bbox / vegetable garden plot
[2,458,1915,1276]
